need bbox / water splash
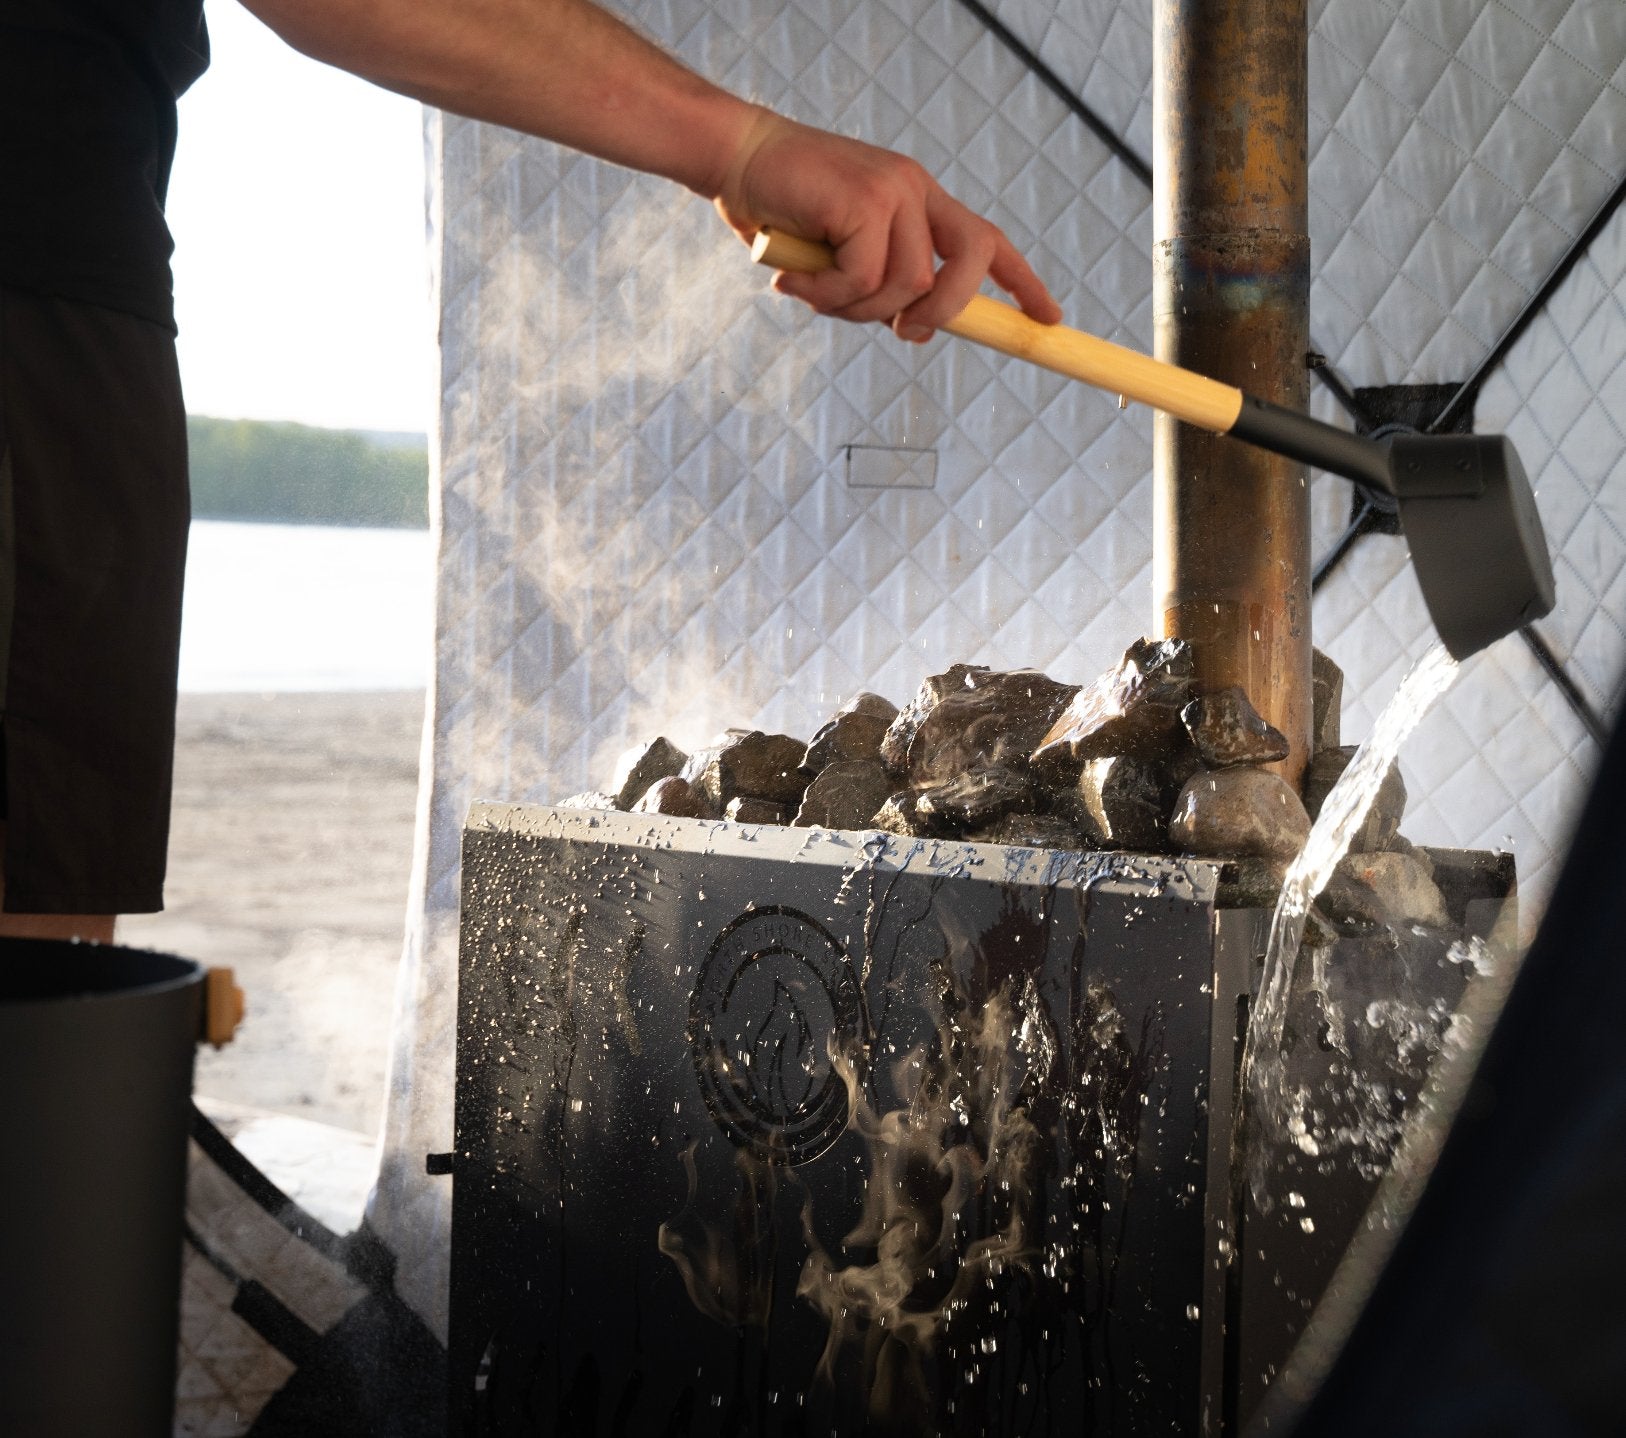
[1241,643,1461,1153]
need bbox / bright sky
[167,2,434,434]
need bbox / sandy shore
[121,690,425,1136]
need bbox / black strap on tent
[1522,624,1611,749]
[1305,352,1380,431]
[948,0,1151,187]
[1428,168,1626,439]
[1310,494,1381,591]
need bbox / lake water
[178,519,433,692]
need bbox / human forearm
[237,0,1061,334]
[238,0,760,198]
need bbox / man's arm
[237,0,1061,338]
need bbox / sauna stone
[1311,648,1344,753]
[1169,767,1311,861]
[913,765,1037,830]
[1181,686,1290,768]
[611,736,688,810]
[1320,851,1450,930]
[1076,756,1172,852]
[632,775,712,819]
[725,796,789,825]
[886,667,1076,786]
[801,693,899,773]
[683,730,809,810]
[794,760,895,831]
[1032,637,1196,771]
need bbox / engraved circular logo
[689,907,861,1164]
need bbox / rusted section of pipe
[1152,0,1312,788]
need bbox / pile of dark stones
[561,638,1450,924]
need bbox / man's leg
[0,824,116,943]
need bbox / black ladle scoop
[754,230,1556,661]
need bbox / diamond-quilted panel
[1475,205,1626,725]
[1310,0,1626,382]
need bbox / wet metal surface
[448,806,1222,1435]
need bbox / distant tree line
[187,415,429,529]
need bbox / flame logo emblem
[689,907,861,1164]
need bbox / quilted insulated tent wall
[371,0,1626,1332]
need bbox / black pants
[0,286,189,913]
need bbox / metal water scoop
[753,230,1556,661]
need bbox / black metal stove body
[447,805,1510,1436]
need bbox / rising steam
[439,169,849,802]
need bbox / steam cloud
[439,164,849,804]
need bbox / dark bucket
[0,940,205,1437]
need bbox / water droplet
[1299,1215,1316,1234]
[1185,1304,1200,1322]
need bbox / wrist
[701,103,783,206]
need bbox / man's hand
[714,111,1061,343]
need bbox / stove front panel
[450,806,1221,1436]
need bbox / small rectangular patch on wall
[845,445,937,490]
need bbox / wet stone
[966,813,1087,851]
[683,730,810,809]
[610,736,688,810]
[870,790,930,837]
[801,693,899,774]
[1215,857,1289,910]
[1032,637,1196,773]
[914,765,1037,831]
[725,796,788,825]
[631,775,713,819]
[556,791,618,810]
[1319,851,1450,930]
[793,759,896,831]
[887,668,1077,787]
[1169,766,1311,861]
[880,664,987,775]
[1075,756,1171,852]
[1312,648,1344,753]
[846,691,899,721]
[1181,686,1290,769]
[1302,745,1407,853]
[1162,739,1205,797]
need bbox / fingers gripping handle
[750,229,1245,435]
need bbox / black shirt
[0,0,209,330]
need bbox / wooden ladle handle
[750,229,1244,435]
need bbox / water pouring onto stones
[1239,641,1462,1190]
